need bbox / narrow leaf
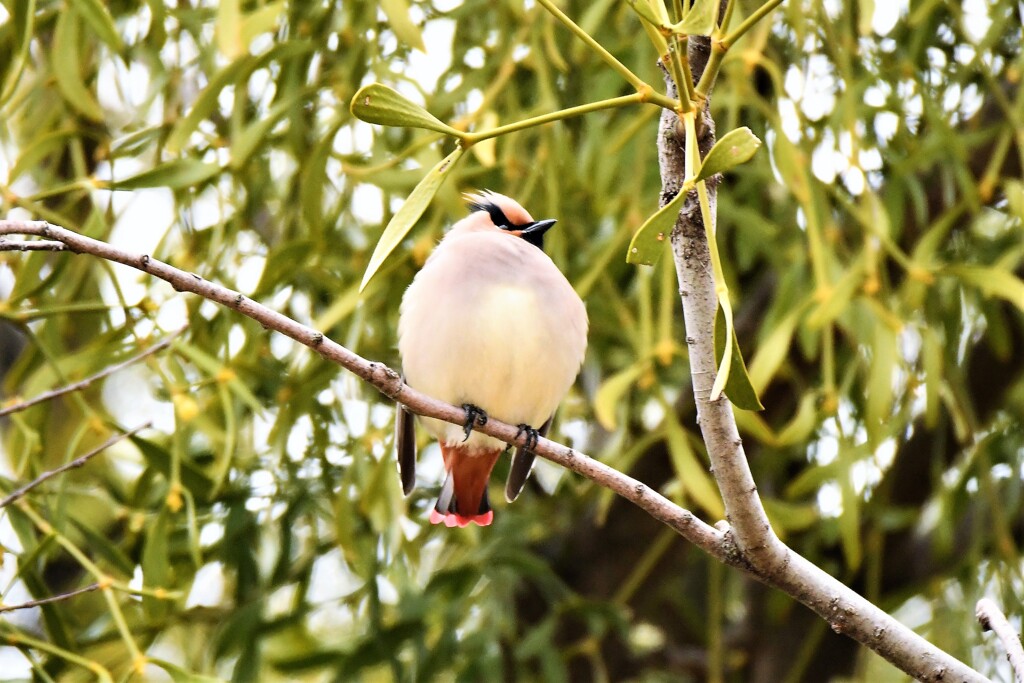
[665,413,724,517]
[696,127,762,181]
[52,10,104,121]
[166,56,256,153]
[947,265,1024,312]
[674,0,718,36]
[626,0,667,28]
[626,188,688,265]
[359,147,465,291]
[714,303,764,410]
[380,0,426,51]
[594,363,646,430]
[106,159,221,190]
[68,0,125,53]
[239,0,286,49]
[350,83,462,137]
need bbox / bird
[396,191,588,527]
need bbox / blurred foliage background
[0,0,1022,681]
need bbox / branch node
[311,332,324,346]
[234,294,245,308]
[140,254,150,270]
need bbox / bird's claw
[516,424,540,452]
[461,404,488,441]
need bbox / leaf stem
[463,93,646,144]
[535,0,678,110]
[722,0,784,48]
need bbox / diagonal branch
[0,333,182,418]
[0,220,728,560]
[0,423,152,508]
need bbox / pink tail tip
[429,510,494,527]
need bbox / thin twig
[0,584,100,613]
[0,239,68,252]
[0,332,181,417]
[977,598,1024,683]
[0,423,151,508]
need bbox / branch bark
[977,598,1024,683]
[658,35,989,683]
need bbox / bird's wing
[505,416,552,503]
[395,403,417,495]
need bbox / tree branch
[0,239,67,252]
[656,34,989,683]
[977,598,1024,683]
[0,423,152,508]
[0,220,728,560]
[0,584,100,613]
[0,333,181,417]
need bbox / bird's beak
[521,218,557,238]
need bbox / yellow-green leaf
[350,83,462,137]
[626,188,688,265]
[775,394,817,446]
[594,363,646,431]
[68,0,125,53]
[674,0,718,35]
[748,305,804,393]
[866,322,896,446]
[229,89,305,169]
[947,265,1024,312]
[626,0,668,29]
[215,0,244,58]
[696,127,762,181]
[240,0,285,50]
[106,159,221,190]
[380,0,426,51]
[52,10,104,121]
[714,303,764,410]
[763,498,819,534]
[665,412,724,518]
[166,56,256,153]
[359,147,465,292]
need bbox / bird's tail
[430,444,502,527]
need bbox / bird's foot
[516,423,541,452]
[461,404,488,441]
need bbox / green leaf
[68,0,125,53]
[714,304,764,410]
[946,265,1024,312]
[106,159,221,190]
[359,146,465,292]
[0,0,35,108]
[774,394,817,446]
[626,0,668,28]
[626,188,688,265]
[215,0,244,58]
[350,83,462,137]
[594,363,646,430]
[229,89,306,169]
[239,0,286,50]
[674,0,719,35]
[147,659,223,683]
[865,321,897,446]
[763,498,819,534]
[166,56,256,154]
[748,305,804,393]
[130,435,215,502]
[141,508,172,621]
[696,127,762,181]
[52,9,104,121]
[380,0,426,51]
[665,412,724,517]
